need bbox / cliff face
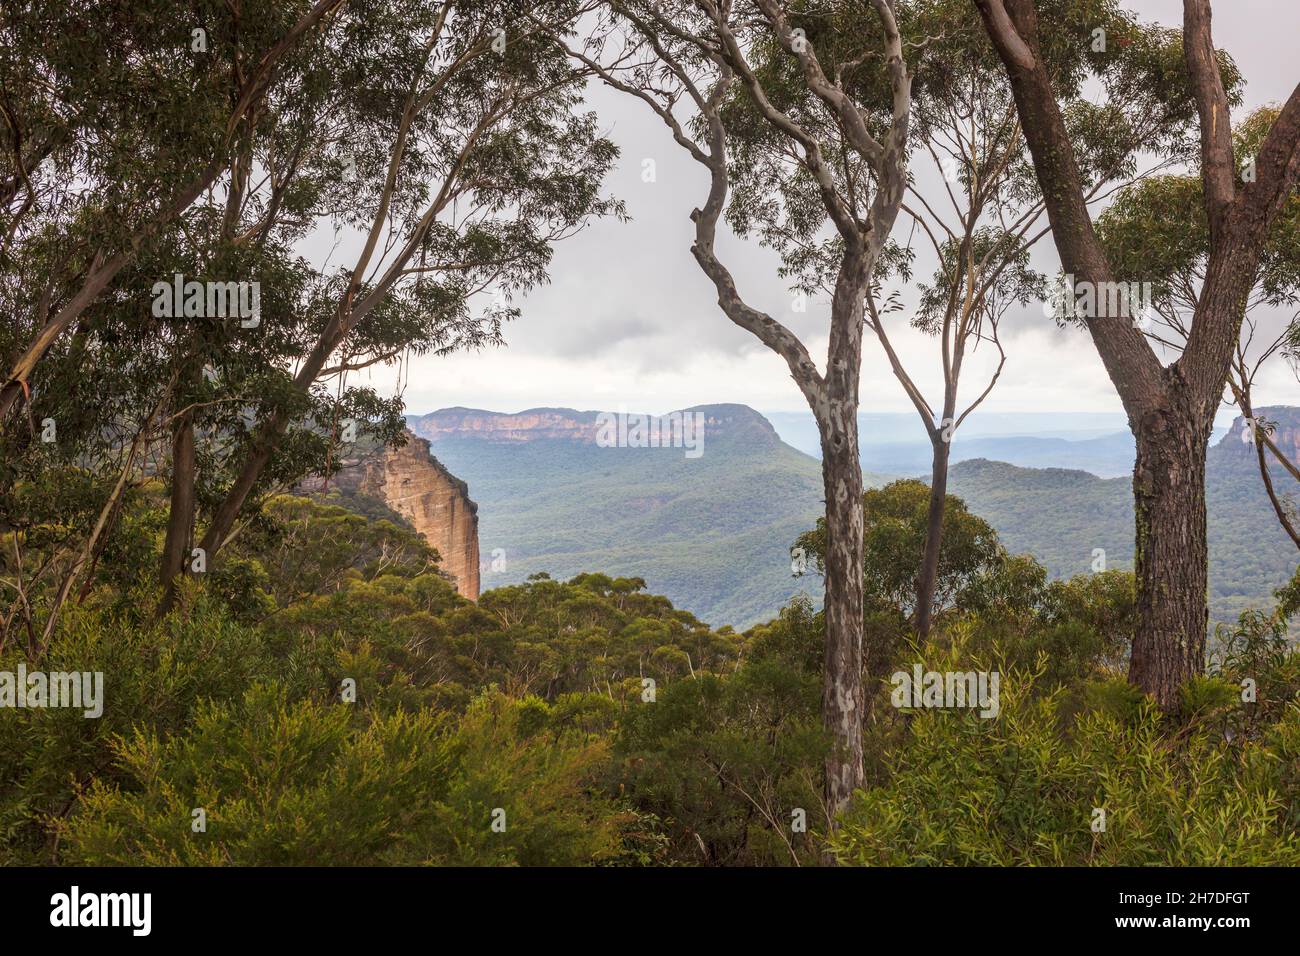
[408,403,782,448]
[411,407,597,442]
[308,432,480,600]
[1218,406,1300,464]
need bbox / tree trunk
[914,434,951,640]
[819,419,866,817]
[198,411,290,559]
[159,413,197,598]
[973,0,1300,712]
[1129,400,1210,709]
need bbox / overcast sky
[342,1,1300,423]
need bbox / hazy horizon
[405,402,1246,436]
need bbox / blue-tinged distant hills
[408,404,1299,630]
[407,404,882,628]
[765,410,1231,478]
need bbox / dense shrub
[831,637,1300,866]
[618,599,827,866]
[3,492,1294,867]
[60,688,627,866]
[0,592,316,864]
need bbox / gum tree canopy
[973,0,1300,709]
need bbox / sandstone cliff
[304,432,480,600]
[408,403,782,447]
[1220,406,1300,465]
[411,407,597,442]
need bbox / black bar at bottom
[0,865,1281,941]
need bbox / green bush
[60,688,627,866]
[617,599,827,866]
[0,592,318,864]
[831,638,1300,866]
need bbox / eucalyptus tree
[569,0,911,814]
[864,2,1046,639]
[188,0,623,584]
[870,232,1044,638]
[974,0,1300,707]
[1,0,621,633]
[872,0,1200,639]
[1096,106,1300,551]
[0,0,347,643]
[0,0,346,423]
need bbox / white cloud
[348,0,1299,426]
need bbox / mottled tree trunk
[820,421,866,816]
[1129,399,1211,709]
[914,433,951,640]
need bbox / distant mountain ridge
[1222,406,1300,464]
[947,405,1300,626]
[409,403,783,446]
[765,410,1236,479]
[407,402,1299,629]
[862,431,1138,479]
[408,403,841,628]
[413,406,597,441]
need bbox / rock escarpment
[1221,406,1300,465]
[408,403,782,448]
[305,432,480,599]
[411,407,598,442]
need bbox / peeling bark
[821,428,866,809]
